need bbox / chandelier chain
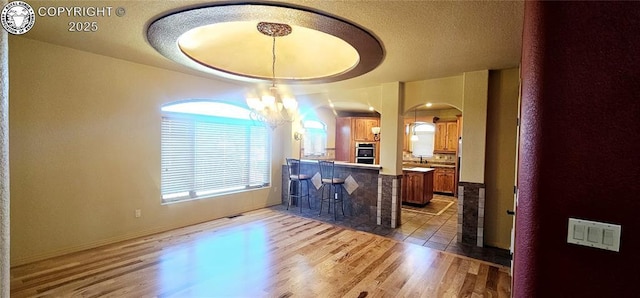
[247,22,296,130]
[271,35,276,88]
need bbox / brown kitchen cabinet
[402,168,434,205]
[335,117,353,162]
[434,121,458,153]
[353,118,379,142]
[335,116,380,163]
[433,167,456,194]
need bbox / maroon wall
[516,2,640,297]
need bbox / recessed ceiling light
[369,106,375,111]
[147,3,385,84]
[329,103,335,108]
[426,103,433,107]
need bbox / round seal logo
[1,1,35,35]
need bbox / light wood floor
[11,209,511,297]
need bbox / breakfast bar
[281,160,389,227]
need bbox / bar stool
[318,160,345,220]
[286,158,312,212]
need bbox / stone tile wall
[403,152,456,163]
[378,174,402,228]
[457,181,486,247]
[281,163,380,224]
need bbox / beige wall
[378,82,403,175]
[460,70,489,183]
[403,108,461,120]
[9,37,285,265]
[404,75,464,112]
[307,107,336,148]
[484,68,519,249]
[299,85,383,113]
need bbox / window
[161,100,270,203]
[302,120,327,156]
[411,122,435,157]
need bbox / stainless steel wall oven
[355,143,375,164]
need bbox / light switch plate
[568,218,621,252]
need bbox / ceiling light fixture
[246,22,298,129]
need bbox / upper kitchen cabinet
[353,117,380,142]
[335,116,380,163]
[434,120,458,153]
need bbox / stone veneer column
[457,70,488,248]
[457,182,486,246]
[1,2,10,295]
[377,174,402,228]
[377,82,404,228]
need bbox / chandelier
[246,22,298,130]
[411,108,419,142]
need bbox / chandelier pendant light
[246,22,298,130]
[411,108,419,142]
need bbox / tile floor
[272,193,512,267]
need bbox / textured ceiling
[19,0,524,109]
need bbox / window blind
[161,113,270,203]
[302,120,327,156]
[412,123,435,157]
[303,128,327,156]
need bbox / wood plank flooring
[10,209,511,297]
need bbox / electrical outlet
[135,209,141,218]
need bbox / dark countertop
[402,162,455,168]
[403,167,435,172]
[300,159,382,170]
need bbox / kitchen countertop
[402,162,455,168]
[403,167,435,172]
[300,159,382,170]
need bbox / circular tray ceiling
[147,3,385,84]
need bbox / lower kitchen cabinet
[433,167,456,194]
[402,168,434,205]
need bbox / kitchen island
[281,160,391,226]
[403,162,457,195]
[402,167,435,205]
